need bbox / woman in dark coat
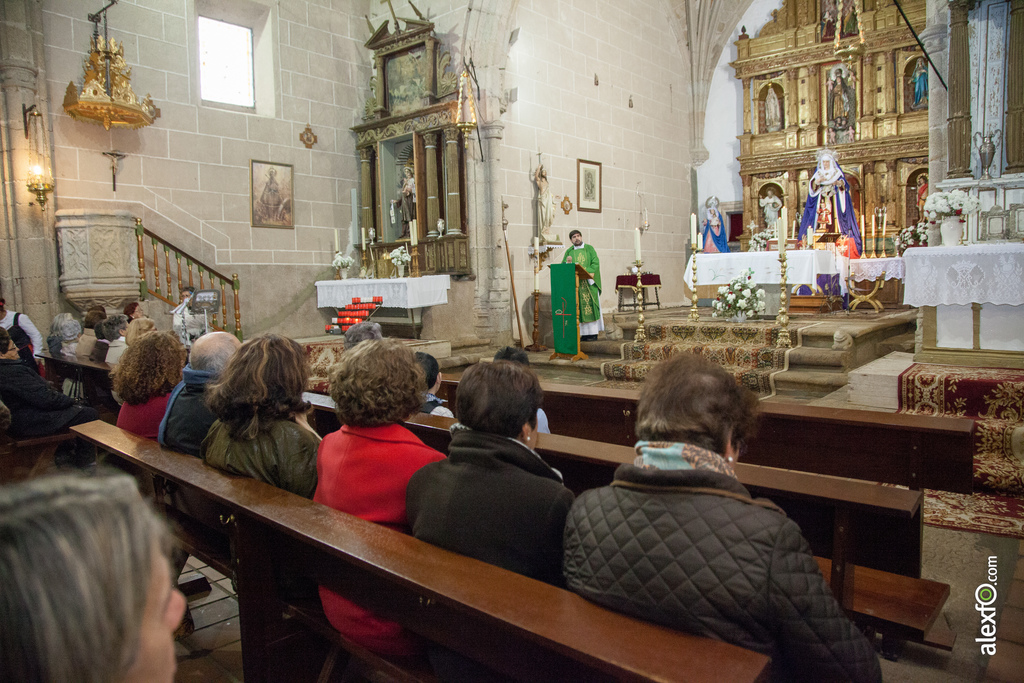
[0,328,98,467]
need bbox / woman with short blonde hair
[125,317,157,347]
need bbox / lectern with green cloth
[548,262,592,361]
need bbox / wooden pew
[37,350,119,417]
[74,420,771,683]
[305,400,952,652]
[436,379,976,494]
[0,432,75,482]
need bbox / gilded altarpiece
[352,13,470,277]
[732,0,929,250]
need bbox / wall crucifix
[102,150,127,191]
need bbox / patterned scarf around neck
[633,440,736,479]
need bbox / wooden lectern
[548,262,592,362]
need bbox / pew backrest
[73,420,771,683]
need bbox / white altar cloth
[846,256,905,281]
[315,275,451,309]
[903,243,1024,352]
[903,243,1024,306]
[684,250,843,293]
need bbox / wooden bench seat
[73,420,772,683]
[0,432,75,482]
[435,378,976,494]
[302,399,952,653]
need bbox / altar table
[315,275,451,310]
[903,243,1024,364]
[684,250,845,295]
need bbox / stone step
[786,346,849,369]
[772,369,850,397]
[877,332,916,356]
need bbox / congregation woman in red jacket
[315,338,445,656]
[112,331,185,439]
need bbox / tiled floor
[175,557,243,683]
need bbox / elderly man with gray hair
[158,331,241,457]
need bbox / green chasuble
[562,244,602,324]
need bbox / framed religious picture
[577,159,602,213]
[250,160,294,228]
[577,158,598,211]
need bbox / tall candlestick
[690,213,697,250]
[634,228,642,262]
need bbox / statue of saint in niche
[826,65,856,144]
[391,166,416,239]
[764,87,782,132]
[759,187,783,227]
[910,57,929,110]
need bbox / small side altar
[315,275,451,309]
[903,243,1024,368]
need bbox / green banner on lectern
[549,262,579,355]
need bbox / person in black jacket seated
[406,360,574,681]
[562,354,881,683]
[0,328,98,467]
[158,331,241,457]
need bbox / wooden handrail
[134,218,243,340]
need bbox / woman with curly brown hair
[202,334,320,499]
[315,338,444,656]
[112,331,186,439]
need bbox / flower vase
[940,217,964,247]
[729,312,748,323]
[396,263,406,278]
[926,224,943,247]
[334,267,344,280]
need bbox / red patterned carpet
[899,363,1024,537]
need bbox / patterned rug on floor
[924,489,1024,540]
[600,320,802,397]
[899,363,1024,494]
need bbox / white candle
[361,227,367,250]
[777,218,786,255]
[634,228,642,262]
[534,236,539,252]
[334,229,340,253]
[697,229,703,252]
[410,219,418,247]
[781,207,788,238]
[690,213,698,250]
[350,188,359,242]
[534,268,540,291]
[793,219,798,241]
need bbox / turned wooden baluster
[135,219,147,300]
[151,238,161,295]
[164,246,172,297]
[233,274,242,340]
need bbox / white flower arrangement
[389,246,412,264]
[893,222,929,255]
[332,252,354,269]
[712,268,766,319]
[748,227,776,252]
[923,189,981,222]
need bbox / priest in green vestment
[562,229,604,340]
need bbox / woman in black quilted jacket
[562,354,881,683]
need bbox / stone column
[423,132,441,236]
[443,127,463,235]
[1006,0,1024,172]
[921,3,949,184]
[742,78,752,134]
[358,147,374,240]
[863,161,877,214]
[946,0,974,178]
[741,175,753,248]
[882,51,897,115]
[0,0,59,324]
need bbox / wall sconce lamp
[23,104,54,210]
[456,70,477,135]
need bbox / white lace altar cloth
[315,275,451,309]
[903,243,1024,306]
[683,250,842,291]
[845,256,905,282]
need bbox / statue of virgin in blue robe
[701,196,730,253]
[798,150,862,258]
